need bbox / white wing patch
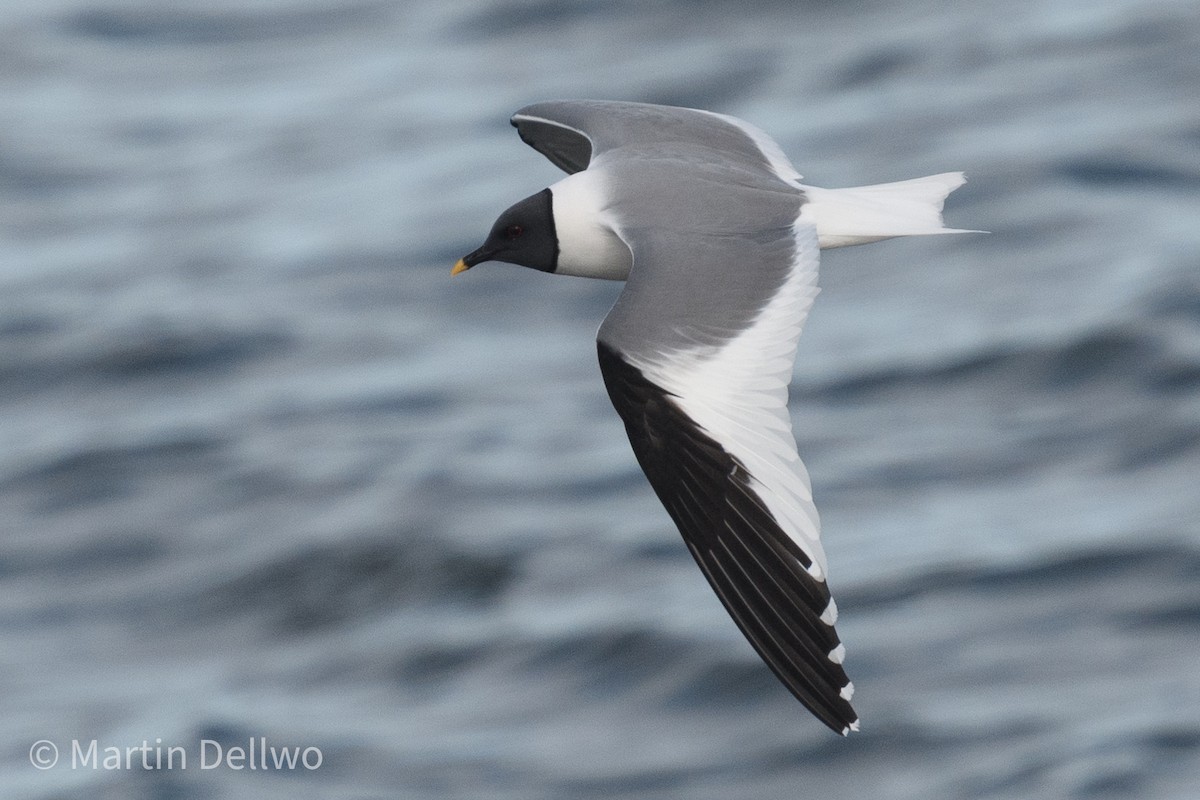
[622,221,826,576]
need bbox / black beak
[451,245,495,276]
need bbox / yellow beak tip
[451,259,471,276]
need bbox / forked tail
[799,172,979,249]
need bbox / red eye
[505,224,523,239]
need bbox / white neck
[550,171,632,280]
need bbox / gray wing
[594,161,858,734]
[511,100,801,181]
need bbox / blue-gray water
[3,0,1200,797]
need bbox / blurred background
[2,0,1199,797]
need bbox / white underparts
[549,171,632,280]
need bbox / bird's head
[452,188,558,276]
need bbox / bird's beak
[451,245,493,276]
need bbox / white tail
[798,171,978,249]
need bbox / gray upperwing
[595,156,805,359]
[511,100,791,178]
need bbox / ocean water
[2,0,1200,797]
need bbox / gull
[453,100,975,734]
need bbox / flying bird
[453,100,974,735]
